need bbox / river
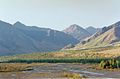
[0,63,119,79]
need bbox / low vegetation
[0,46,119,72]
[0,63,32,72]
[0,45,120,62]
[99,59,120,69]
[0,63,46,72]
[3,58,108,64]
[64,72,86,79]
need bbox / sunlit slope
[71,21,120,50]
[0,45,120,62]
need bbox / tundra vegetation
[0,45,119,72]
[99,59,120,69]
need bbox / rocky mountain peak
[13,21,25,27]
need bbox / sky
[0,0,120,30]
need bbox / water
[69,69,104,75]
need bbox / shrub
[99,59,120,69]
[64,72,86,79]
[0,63,32,72]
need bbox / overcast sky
[0,0,120,30]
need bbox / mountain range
[0,20,120,55]
[63,24,99,40]
[0,20,79,55]
[69,21,120,50]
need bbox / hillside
[0,45,120,62]
[0,20,79,55]
[63,24,90,40]
[71,21,120,49]
[86,26,101,35]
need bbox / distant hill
[1,44,120,61]
[71,21,120,50]
[0,20,79,55]
[63,24,91,40]
[1,20,120,55]
[86,26,101,35]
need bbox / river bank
[0,63,119,79]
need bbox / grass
[0,45,119,77]
[0,45,119,72]
[0,63,31,72]
[0,45,119,62]
[0,46,119,63]
[99,59,120,69]
[3,58,109,64]
[0,63,47,72]
[75,30,120,49]
[0,63,87,79]
[64,72,86,79]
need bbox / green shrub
[3,58,106,64]
[99,60,106,68]
[99,59,120,69]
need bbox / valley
[0,20,120,78]
[0,45,119,78]
[0,63,119,79]
[1,0,120,78]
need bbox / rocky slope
[86,26,101,35]
[68,21,120,50]
[63,24,91,41]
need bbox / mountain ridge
[0,20,79,55]
[70,21,120,50]
[1,20,120,54]
[63,24,91,40]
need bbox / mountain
[63,24,91,41]
[0,20,79,55]
[86,26,101,35]
[71,21,120,49]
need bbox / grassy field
[0,45,119,64]
[0,45,119,79]
[0,46,119,75]
[0,63,47,72]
